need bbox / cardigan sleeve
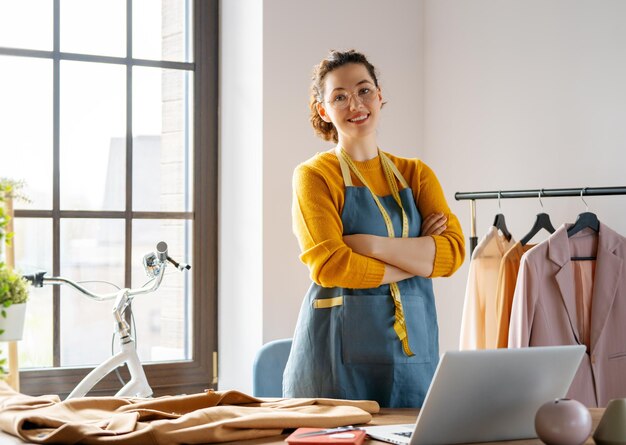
[414,161,466,277]
[292,163,385,289]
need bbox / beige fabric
[573,260,596,350]
[460,226,515,350]
[508,223,626,407]
[494,241,535,349]
[0,384,379,444]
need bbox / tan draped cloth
[0,383,379,444]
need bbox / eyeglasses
[324,85,378,110]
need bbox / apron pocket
[342,293,431,365]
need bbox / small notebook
[285,428,366,445]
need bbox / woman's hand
[421,212,447,236]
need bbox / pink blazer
[508,222,626,407]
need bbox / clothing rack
[455,186,626,256]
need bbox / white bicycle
[24,241,190,399]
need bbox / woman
[283,50,465,408]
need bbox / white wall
[424,0,626,352]
[220,0,626,391]
[218,0,263,391]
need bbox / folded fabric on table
[0,382,379,444]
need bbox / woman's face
[318,63,383,143]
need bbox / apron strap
[336,147,410,190]
[380,153,409,238]
[336,147,397,237]
[379,151,409,188]
[335,146,415,357]
[335,146,354,187]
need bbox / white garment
[459,226,515,350]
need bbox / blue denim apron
[283,149,439,408]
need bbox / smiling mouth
[348,114,369,123]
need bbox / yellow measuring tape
[336,147,415,357]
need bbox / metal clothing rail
[455,186,626,255]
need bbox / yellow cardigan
[292,149,465,289]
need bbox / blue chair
[252,338,292,397]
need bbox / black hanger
[567,189,599,238]
[567,189,599,261]
[568,212,599,261]
[567,212,599,238]
[521,212,556,246]
[520,191,556,246]
[493,213,512,241]
[492,191,512,241]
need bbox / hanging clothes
[459,226,515,350]
[285,148,465,408]
[494,241,536,349]
[508,223,626,407]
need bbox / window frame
[2,0,218,397]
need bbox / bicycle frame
[25,241,190,400]
[67,287,156,399]
[68,324,151,398]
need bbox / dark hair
[309,50,381,143]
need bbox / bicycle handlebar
[35,276,120,301]
[22,241,190,301]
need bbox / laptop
[364,345,586,445]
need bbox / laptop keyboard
[395,431,413,438]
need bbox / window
[0,0,217,396]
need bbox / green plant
[0,263,29,376]
[0,204,9,246]
[0,178,30,310]
[0,263,29,308]
[0,178,27,247]
[0,178,29,378]
[0,262,29,342]
[0,178,28,201]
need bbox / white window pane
[0,56,53,210]
[14,218,53,369]
[60,219,124,367]
[0,0,52,51]
[61,0,126,57]
[131,219,192,362]
[133,0,193,62]
[133,67,193,212]
[60,61,126,211]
